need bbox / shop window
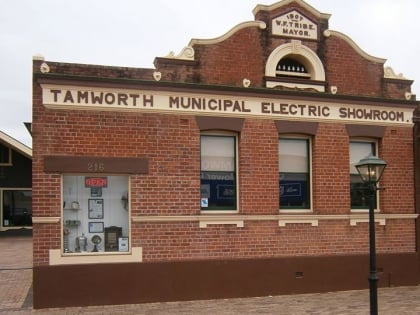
[2,189,32,227]
[62,175,129,254]
[200,134,237,211]
[279,138,311,210]
[349,140,378,210]
[0,143,12,165]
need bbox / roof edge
[0,130,32,159]
[189,21,266,47]
[325,30,386,64]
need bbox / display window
[200,134,237,211]
[279,137,311,210]
[62,175,129,254]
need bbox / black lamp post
[355,155,387,315]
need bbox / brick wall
[381,127,414,213]
[32,75,416,265]
[239,119,279,215]
[31,0,417,266]
[324,36,384,97]
[132,220,415,262]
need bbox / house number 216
[87,162,105,172]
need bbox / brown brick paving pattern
[1,235,420,314]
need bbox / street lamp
[355,155,387,315]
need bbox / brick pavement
[1,234,420,314]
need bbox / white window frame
[60,174,132,257]
[200,131,239,213]
[279,135,313,213]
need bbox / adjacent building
[31,0,419,308]
[0,130,32,232]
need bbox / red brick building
[32,0,419,308]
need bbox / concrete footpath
[1,235,420,314]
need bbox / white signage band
[41,84,414,126]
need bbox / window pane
[201,171,236,210]
[279,138,310,209]
[201,136,235,171]
[350,141,377,209]
[63,175,129,253]
[200,135,236,210]
[2,190,32,227]
[280,173,310,208]
[350,142,375,174]
[279,139,308,172]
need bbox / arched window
[276,57,310,78]
[265,40,326,91]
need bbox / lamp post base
[369,272,378,315]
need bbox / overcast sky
[1,0,419,147]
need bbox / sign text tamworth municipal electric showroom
[44,88,410,124]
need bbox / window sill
[279,209,312,214]
[200,210,239,214]
[349,218,385,226]
[199,217,244,228]
[49,247,142,265]
[132,213,418,228]
[278,218,318,227]
[350,209,381,213]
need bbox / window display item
[105,226,122,251]
[71,201,80,210]
[75,233,87,252]
[63,228,70,253]
[91,235,102,252]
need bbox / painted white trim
[265,41,326,81]
[32,217,61,224]
[279,219,318,226]
[350,218,385,226]
[49,247,142,265]
[279,209,312,214]
[266,81,325,92]
[41,84,414,127]
[384,66,409,80]
[132,213,418,226]
[189,21,266,47]
[33,54,45,61]
[199,219,244,228]
[162,46,195,61]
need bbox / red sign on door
[85,177,108,188]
